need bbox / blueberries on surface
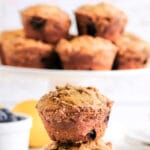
[0,108,24,123]
[0,111,8,122]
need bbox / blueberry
[0,108,23,123]
[86,23,96,36]
[16,116,24,121]
[104,115,110,125]
[30,16,46,30]
[7,114,18,122]
[1,108,10,113]
[104,113,110,125]
[86,129,96,140]
[0,110,8,122]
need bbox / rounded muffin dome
[37,84,113,143]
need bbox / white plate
[125,123,150,144]
[121,123,150,150]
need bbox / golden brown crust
[44,139,112,150]
[21,5,71,43]
[0,30,57,68]
[75,2,127,42]
[76,3,125,18]
[37,84,113,143]
[0,30,25,65]
[38,84,111,109]
[56,35,118,70]
[21,5,68,18]
[0,29,25,44]
[114,33,150,69]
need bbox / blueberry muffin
[0,29,25,43]
[114,33,150,69]
[0,29,25,50]
[37,84,113,143]
[0,29,25,64]
[21,5,71,43]
[56,35,118,70]
[75,2,127,42]
[44,139,112,150]
[0,34,59,68]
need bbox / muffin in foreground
[0,31,58,68]
[21,5,71,43]
[37,84,113,143]
[56,35,118,70]
[114,33,150,69]
[44,139,112,150]
[75,2,127,42]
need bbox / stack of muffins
[0,2,149,70]
[37,84,113,150]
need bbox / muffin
[37,84,113,143]
[56,35,118,70]
[0,34,59,68]
[44,139,112,150]
[0,29,25,43]
[75,2,127,42]
[0,29,25,64]
[0,29,25,51]
[114,33,150,69]
[21,5,71,43]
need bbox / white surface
[105,106,150,150]
[0,113,32,150]
[125,127,150,144]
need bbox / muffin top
[0,29,25,44]
[75,2,127,19]
[21,5,70,20]
[115,33,150,54]
[2,37,53,52]
[56,35,117,56]
[37,84,112,112]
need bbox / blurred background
[0,0,150,40]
